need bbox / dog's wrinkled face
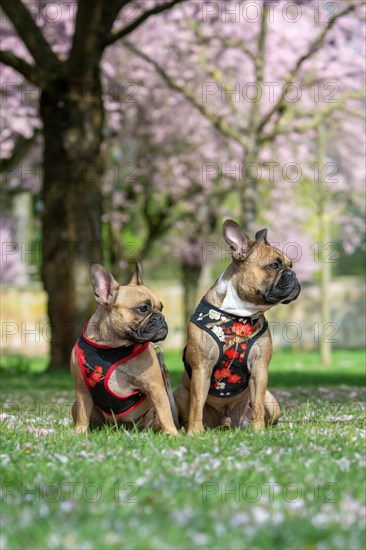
[114,286,168,343]
[245,244,301,306]
[223,220,301,307]
[90,263,168,344]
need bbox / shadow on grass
[269,371,366,387]
[0,371,74,392]
[169,371,365,388]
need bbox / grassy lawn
[1,349,365,550]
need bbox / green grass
[1,349,365,550]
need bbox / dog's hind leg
[203,403,223,429]
[264,391,280,425]
[239,389,280,429]
[72,384,103,433]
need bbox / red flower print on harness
[86,365,103,387]
[214,367,231,381]
[232,321,255,338]
[77,347,105,388]
[212,367,242,391]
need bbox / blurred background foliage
[0,0,365,368]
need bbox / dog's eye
[138,305,149,313]
[269,262,279,270]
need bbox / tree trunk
[181,262,202,325]
[317,124,331,366]
[320,212,331,365]
[40,77,104,369]
[107,220,127,282]
[240,142,259,232]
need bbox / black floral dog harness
[76,325,149,417]
[183,298,268,398]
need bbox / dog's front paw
[163,427,179,436]
[73,424,88,435]
[252,419,265,430]
[187,425,205,435]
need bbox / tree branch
[0,129,41,174]
[191,27,235,114]
[222,38,255,62]
[183,14,244,119]
[0,0,61,73]
[341,107,366,120]
[259,87,366,143]
[105,0,186,45]
[257,1,358,133]
[0,50,45,86]
[67,0,106,82]
[124,41,248,147]
[246,2,268,136]
[67,1,132,82]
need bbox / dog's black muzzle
[129,312,168,343]
[265,269,301,305]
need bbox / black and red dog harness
[183,298,268,398]
[75,326,149,417]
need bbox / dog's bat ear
[129,262,143,286]
[255,228,269,245]
[90,264,119,306]
[222,219,251,261]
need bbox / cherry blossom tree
[100,41,238,319]
[111,0,365,317]
[126,0,364,225]
[84,0,365,326]
[0,0,186,369]
[1,0,365,364]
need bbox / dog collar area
[199,297,261,325]
[81,322,149,351]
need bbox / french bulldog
[70,263,178,435]
[174,219,301,434]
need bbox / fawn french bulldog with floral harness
[175,220,301,434]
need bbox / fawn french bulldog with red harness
[174,220,301,434]
[70,263,178,435]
